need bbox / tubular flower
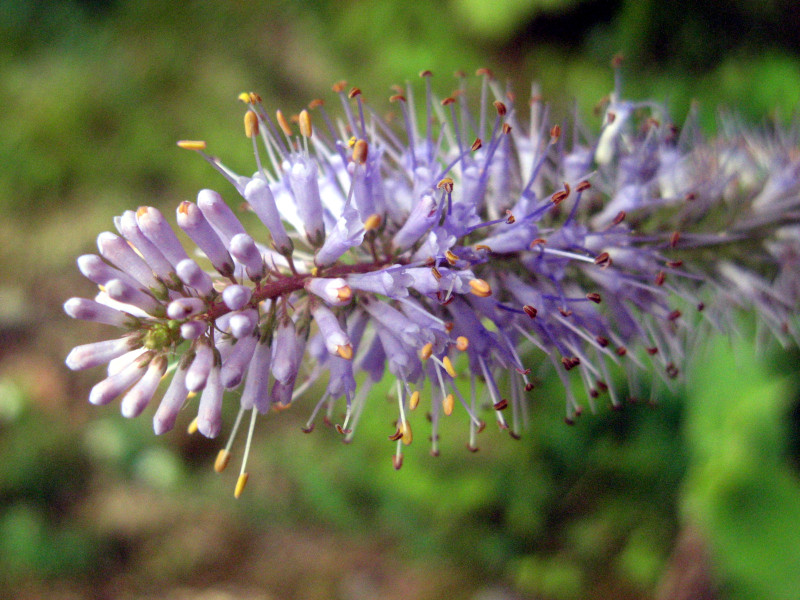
[66,69,800,495]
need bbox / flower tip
[234,472,249,499]
[176,140,207,151]
[469,278,492,297]
[214,449,232,473]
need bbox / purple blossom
[65,71,800,495]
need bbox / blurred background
[1,1,800,598]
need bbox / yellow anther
[437,177,454,193]
[443,393,455,416]
[238,92,252,103]
[337,285,353,302]
[352,139,368,164]
[214,449,232,473]
[310,266,319,277]
[442,356,456,378]
[401,420,413,446]
[456,336,469,351]
[234,472,249,499]
[136,206,148,218]
[409,390,420,410]
[347,136,357,148]
[187,416,199,434]
[420,342,433,360]
[276,109,293,137]
[363,213,382,231]
[244,110,259,138]
[445,250,458,265]
[177,140,207,151]
[336,344,353,360]
[177,200,191,215]
[469,278,492,297]
[474,244,492,252]
[298,109,312,138]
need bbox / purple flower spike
[177,201,235,276]
[66,71,800,483]
[222,285,252,311]
[244,178,292,255]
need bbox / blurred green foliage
[1,1,799,598]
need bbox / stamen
[363,213,382,231]
[275,109,293,137]
[336,344,354,360]
[409,390,420,410]
[187,416,199,434]
[235,407,259,499]
[352,139,368,164]
[298,109,312,138]
[469,279,492,297]
[244,111,259,138]
[442,393,455,415]
[215,406,247,473]
[442,356,456,378]
[420,342,433,360]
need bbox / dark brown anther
[509,430,522,440]
[530,238,546,247]
[685,192,696,201]
[596,380,608,392]
[444,321,454,333]
[493,100,507,116]
[335,424,352,435]
[595,336,609,347]
[393,454,403,470]
[668,309,682,321]
[475,67,494,78]
[431,266,442,280]
[389,94,406,103]
[437,177,454,193]
[332,81,347,93]
[563,182,571,196]
[589,389,599,399]
[477,420,486,434]
[322,415,333,427]
[586,292,602,304]
[594,252,612,268]
[497,421,509,430]
[505,210,515,224]
[669,231,680,248]
[697,302,705,312]
[666,260,683,268]
[348,87,362,99]
[646,347,658,355]
[493,399,508,411]
[441,96,456,106]
[607,111,617,124]
[451,89,464,98]
[559,308,572,317]
[424,256,435,267]
[430,449,440,457]
[550,124,561,140]
[502,123,512,135]
[616,346,628,356]
[301,424,315,433]
[561,356,580,371]
[419,69,433,78]
[470,138,482,152]
[523,303,537,318]
[565,417,575,426]
[551,190,569,205]
[388,428,403,441]
[611,211,626,226]
[666,363,679,379]
[525,382,534,392]
[308,98,324,109]
[454,69,466,78]
[655,271,666,286]
[576,180,592,192]
[466,444,479,453]
[611,53,624,68]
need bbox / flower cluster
[65,69,800,496]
